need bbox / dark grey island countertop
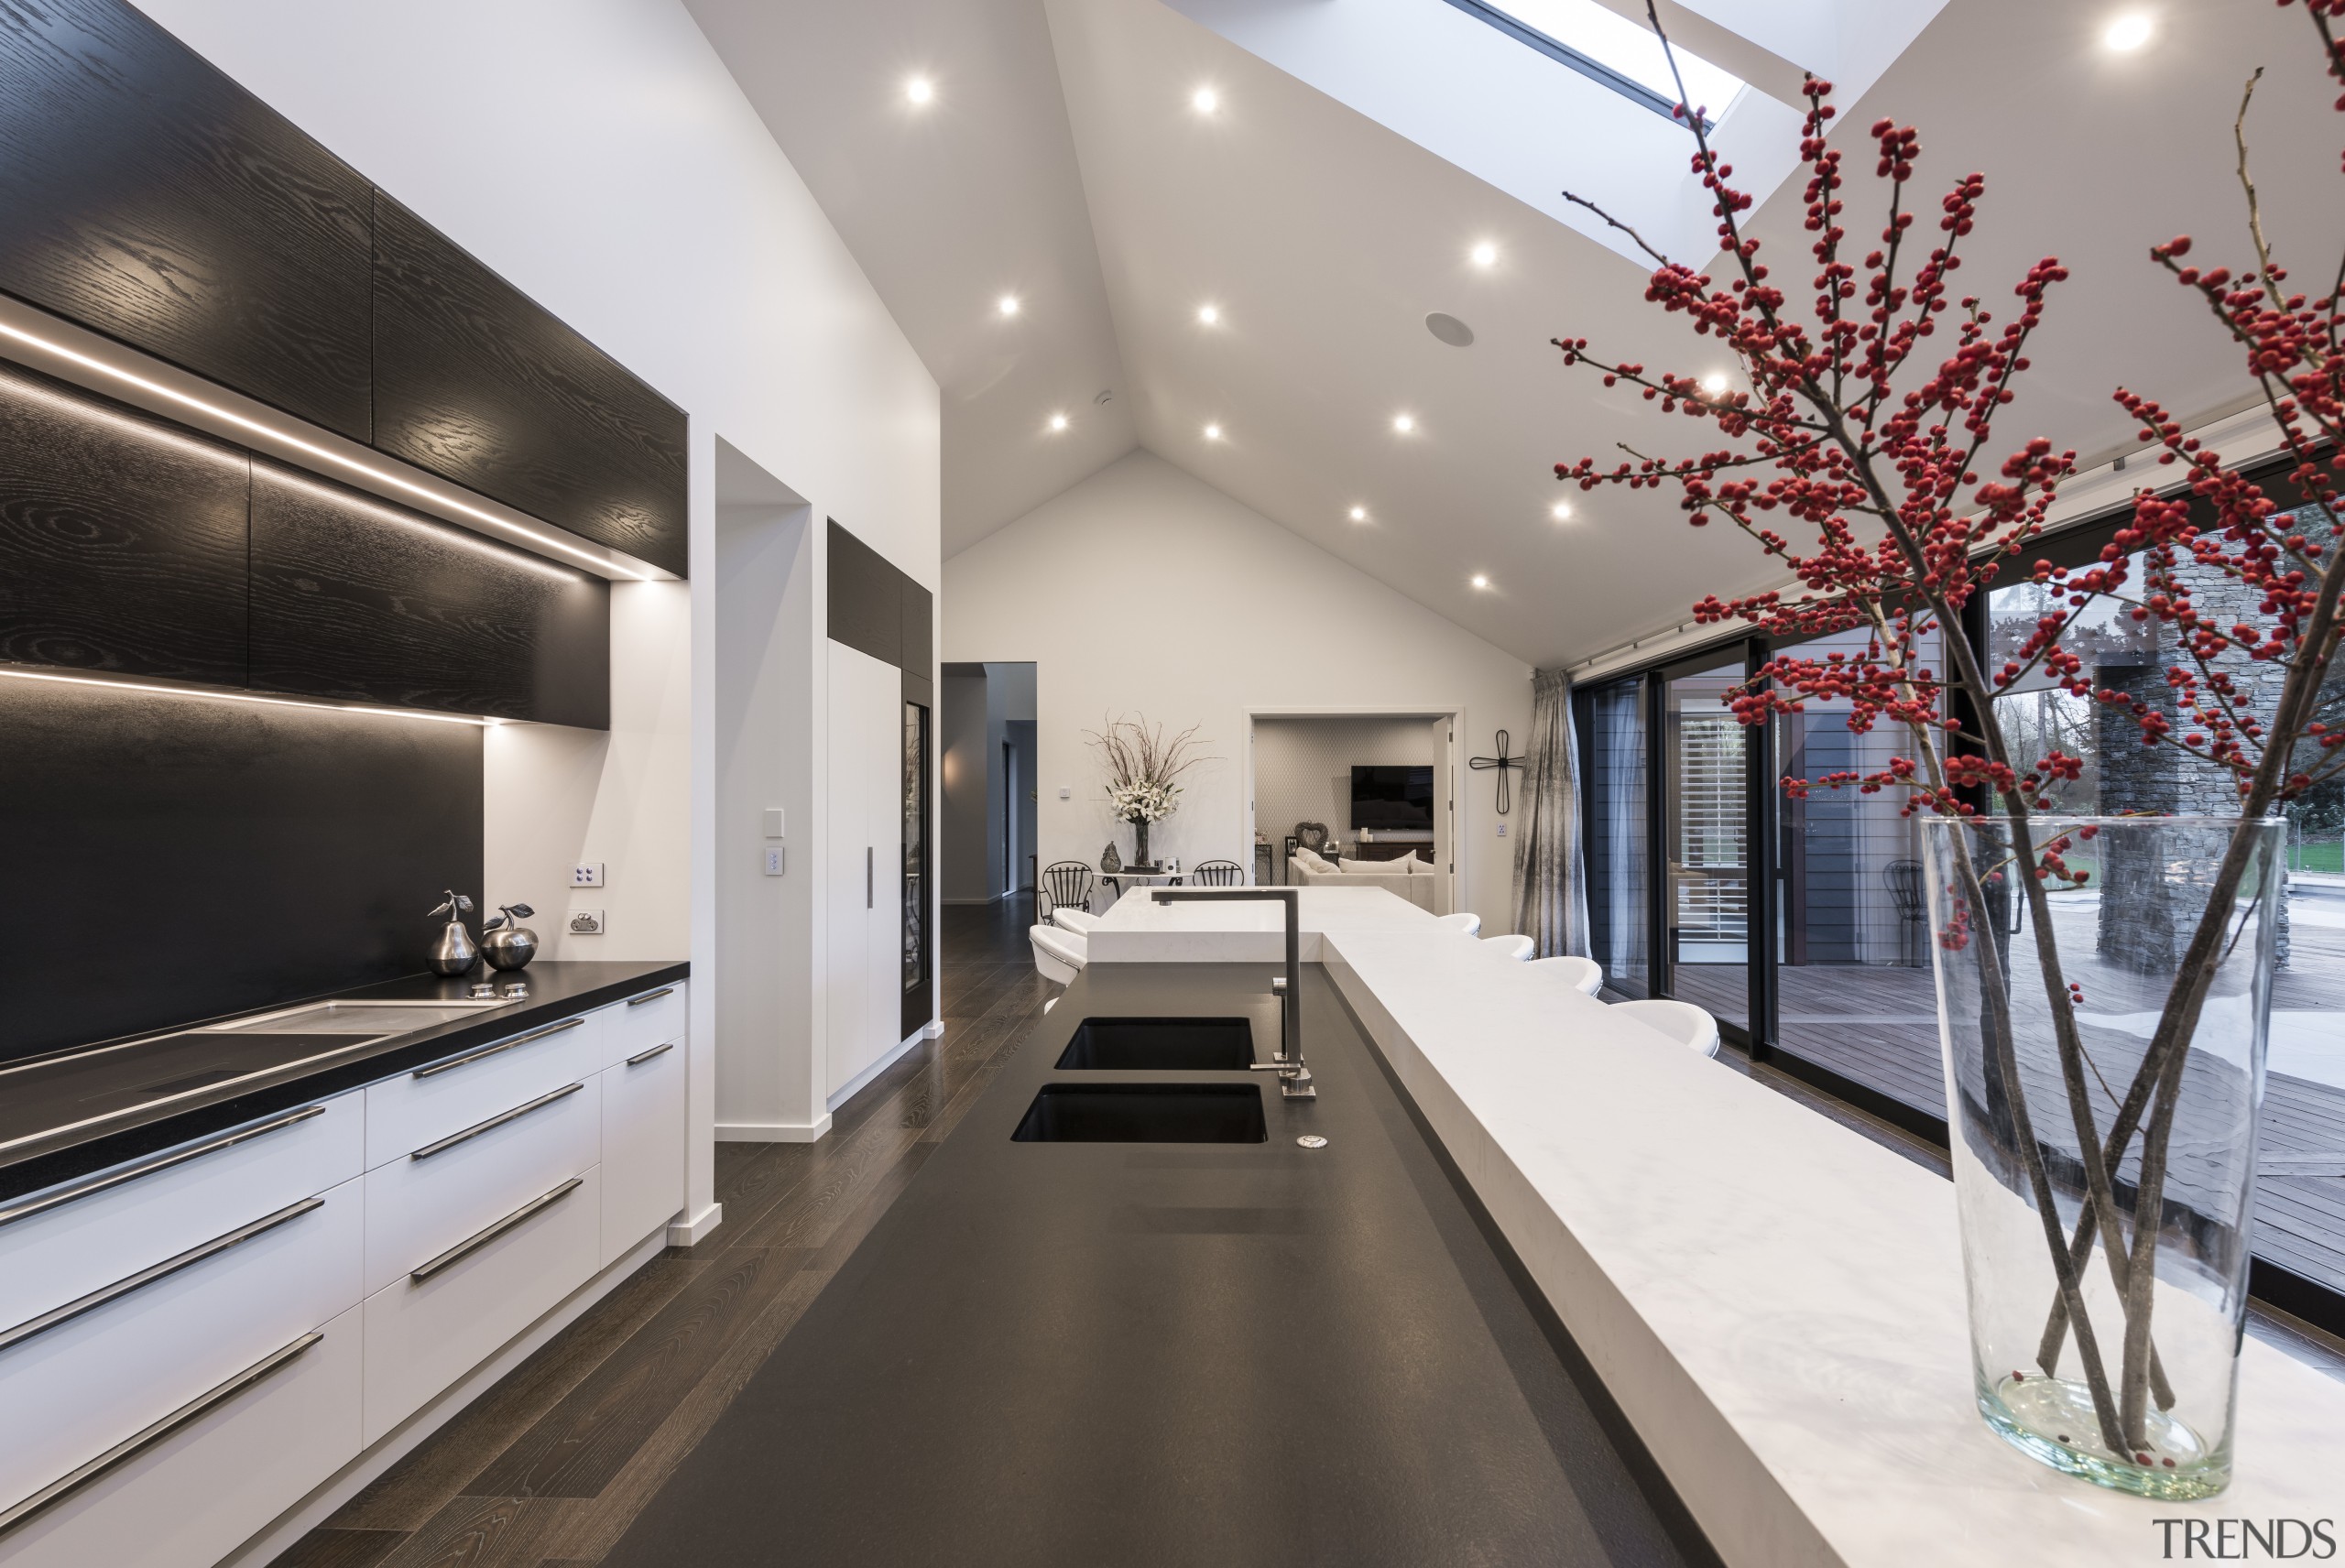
[0,959,688,1203]
[601,961,1716,1568]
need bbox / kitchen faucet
[1151,887,1313,1098]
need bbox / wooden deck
[1672,902,2345,1300]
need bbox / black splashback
[0,676,482,1063]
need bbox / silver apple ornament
[482,903,539,972]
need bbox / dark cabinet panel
[0,360,248,682]
[249,461,610,727]
[0,0,374,439]
[900,576,933,678]
[828,518,903,668]
[371,194,687,576]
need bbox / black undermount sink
[1012,1083,1267,1143]
[1053,1017,1255,1072]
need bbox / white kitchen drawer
[599,1036,686,1267]
[365,1010,603,1166]
[0,1174,362,1530]
[0,1300,362,1568]
[363,1164,602,1445]
[596,980,686,1070]
[0,1093,361,1343]
[362,1073,599,1297]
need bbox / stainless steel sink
[208,997,515,1035]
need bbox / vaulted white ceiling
[685,0,2345,670]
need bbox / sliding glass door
[1661,655,1752,1035]
[1770,622,1943,1116]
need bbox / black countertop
[601,962,1716,1568]
[0,960,688,1203]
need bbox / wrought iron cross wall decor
[1469,730,1519,815]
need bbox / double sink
[1013,1017,1270,1144]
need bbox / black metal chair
[1190,859,1244,887]
[1884,857,1925,965]
[1040,861,1094,921]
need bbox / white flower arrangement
[1107,779,1180,824]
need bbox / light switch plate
[1057,787,1070,800]
[762,808,786,839]
[568,909,605,935]
[762,847,785,876]
[572,862,605,887]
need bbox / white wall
[944,452,1532,934]
[145,0,943,1215]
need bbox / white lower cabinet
[361,1073,600,1297]
[0,981,686,1564]
[0,1190,364,1568]
[362,1163,603,1445]
[600,1039,686,1269]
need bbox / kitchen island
[599,955,1712,1568]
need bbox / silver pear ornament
[482,903,539,972]
[427,891,478,976]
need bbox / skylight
[1442,0,1745,124]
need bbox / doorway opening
[940,662,1037,910]
[1245,710,1459,916]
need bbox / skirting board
[668,1201,724,1246]
[716,1115,833,1144]
[823,1029,923,1113]
[220,1226,672,1568]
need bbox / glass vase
[1133,818,1151,868]
[1919,814,2280,1499]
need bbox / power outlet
[1496,823,1508,838]
[762,847,786,876]
[568,909,605,936]
[572,862,605,887]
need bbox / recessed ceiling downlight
[1425,312,1475,348]
[2103,12,2154,50]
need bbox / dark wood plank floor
[274,897,1051,1568]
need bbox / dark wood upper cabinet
[371,193,687,577]
[0,0,374,440]
[0,359,248,683]
[248,460,610,727]
[828,519,904,669]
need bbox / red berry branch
[1552,1,2345,1461]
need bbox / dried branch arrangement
[1085,715,1213,824]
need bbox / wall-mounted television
[1350,765,1434,832]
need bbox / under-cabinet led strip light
[0,666,494,726]
[0,320,658,583]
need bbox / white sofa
[1288,846,1440,911]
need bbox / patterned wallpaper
[1252,715,1442,855]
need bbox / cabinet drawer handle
[625,1041,675,1067]
[409,1082,584,1161]
[0,1329,324,1538]
[412,1016,584,1078]
[0,1197,324,1356]
[0,1105,326,1232]
[626,986,674,1007]
[410,1177,582,1282]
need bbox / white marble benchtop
[1094,887,2345,1567]
[1085,882,1436,964]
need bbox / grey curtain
[1511,669,1592,958]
